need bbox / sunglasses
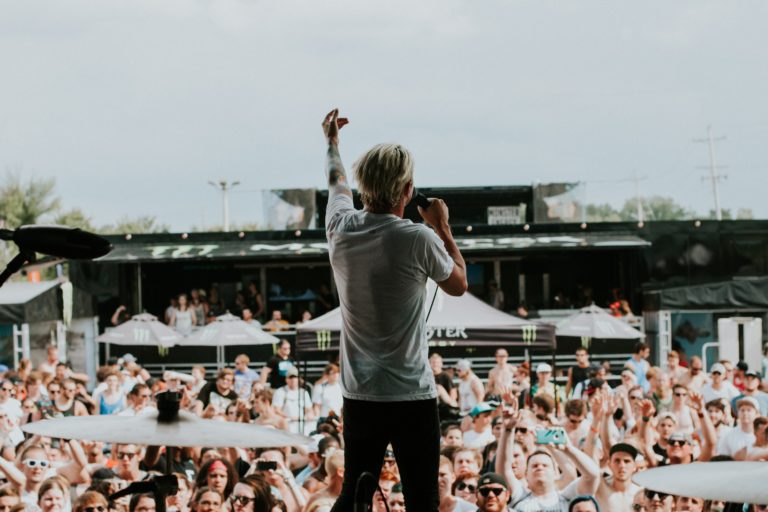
[118,452,137,459]
[674,393,687,397]
[0,387,13,392]
[644,490,669,500]
[668,439,688,447]
[629,395,643,401]
[230,496,255,505]
[515,427,528,434]
[456,482,476,492]
[478,487,505,497]
[24,459,50,468]
[711,371,722,376]
[84,507,107,512]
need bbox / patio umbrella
[96,313,182,349]
[555,304,643,347]
[177,313,280,366]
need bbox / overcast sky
[1,0,766,231]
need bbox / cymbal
[22,410,311,448]
[633,461,768,504]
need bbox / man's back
[326,193,453,401]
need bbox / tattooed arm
[322,108,352,199]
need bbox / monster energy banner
[296,284,556,353]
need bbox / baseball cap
[736,396,760,411]
[609,443,639,459]
[745,370,761,379]
[536,362,553,373]
[286,366,299,377]
[477,472,508,490]
[658,411,678,424]
[456,359,471,371]
[668,432,692,444]
[710,363,726,374]
[121,353,137,364]
[469,402,497,418]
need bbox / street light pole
[208,180,240,231]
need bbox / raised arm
[322,109,352,199]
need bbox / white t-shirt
[312,382,343,416]
[511,479,580,512]
[326,193,454,402]
[716,426,755,456]
[701,382,740,404]
[463,427,495,450]
[451,498,476,511]
[0,398,23,424]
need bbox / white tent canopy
[96,313,182,348]
[555,304,643,340]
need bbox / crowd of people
[0,341,766,511]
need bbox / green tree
[620,196,695,221]
[54,208,95,231]
[585,203,621,222]
[100,216,170,234]
[0,173,60,227]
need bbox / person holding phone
[322,108,467,511]
[505,425,600,511]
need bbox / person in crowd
[206,287,226,322]
[55,378,90,417]
[189,288,208,327]
[731,370,768,415]
[251,389,289,431]
[295,310,313,327]
[668,384,696,435]
[646,367,673,414]
[664,350,688,385]
[528,363,564,406]
[569,495,601,512]
[443,424,463,448]
[233,354,259,400]
[436,456,475,512]
[37,476,69,512]
[717,396,759,456]
[456,359,484,416]
[198,369,237,412]
[452,448,482,478]
[245,281,265,320]
[487,349,516,397]
[566,348,591,399]
[129,494,156,512]
[625,342,651,393]
[96,371,126,415]
[272,366,315,434]
[701,362,740,404]
[111,305,132,326]
[191,487,222,512]
[594,443,640,511]
[302,450,344,512]
[452,472,479,506]
[679,356,707,392]
[229,474,276,512]
[264,310,290,332]
[241,308,261,328]
[260,340,295,389]
[118,383,154,417]
[312,363,343,418]
[38,345,61,377]
[170,293,196,335]
[431,353,459,421]
[463,403,497,450]
[474,473,510,512]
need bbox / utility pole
[208,180,240,231]
[632,171,648,223]
[694,125,727,221]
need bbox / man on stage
[322,108,467,511]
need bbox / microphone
[0,225,112,288]
[10,225,112,259]
[409,189,431,210]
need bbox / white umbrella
[555,304,643,344]
[633,461,768,504]
[96,313,182,349]
[177,313,280,367]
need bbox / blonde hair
[353,143,414,212]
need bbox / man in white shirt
[717,396,759,456]
[0,381,22,425]
[463,403,497,450]
[322,109,467,512]
[272,366,314,435]
[312,363,343,417]
[701,363,740,404]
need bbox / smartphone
[535,427,566,446]
[256,460,277,471]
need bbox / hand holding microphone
[414,192,451,232]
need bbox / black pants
[330,397,440,512]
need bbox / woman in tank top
[171,293,196,335]
[98,373,126,415]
